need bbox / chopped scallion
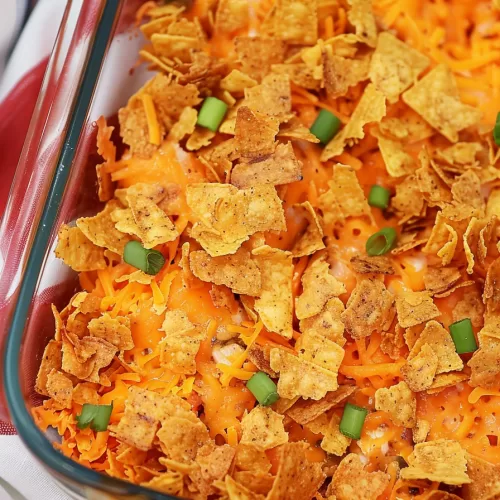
[76,403,113,432]
[246,371,279,406]
[197,97,228,132]
[368,185,391,210]
[310,109,341,145]
[449,318,477,354]
[494,112,500,146]
[365,227,397,256]
[123,241,165,275]
[339,402,368,440]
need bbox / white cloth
[0,4,71,498]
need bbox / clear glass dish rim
[3,1,177,498]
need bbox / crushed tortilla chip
[295,258,346,320]
[426,372,469,395]
[214,0,249,34]
[274,0,317,45]
[252,245,293,338]
[423,267,461,295]
[234,106,279,158]
[291,201,325,257]
[35,340,62,396]
[189,248,261,296]
[220,69,258,94]
[159,310,205,375]
[452,287,484,329]
[401,343,438,392]
[375,381,416,428]
[224,475,265,500]
[240,406,288,451]
[322,84,386,161]
[346,0,377,46]
[369,32,430,103]
[373,128,416,177]
[55,225,107,272]
[277,117,320,142]
[231,142,302,189]
[72,382,99,406]
[349,254,395,275]
[287,386,356,425]
[272,63,321,91]
[318,164,373,226]
[391,175,426,223]
[244,73,292,119]
[468,335,500,389]
[234,36,287,81]
[88,313,134,351]
[266,442,325,500]
[401,439,471,485]
[402,64,482,142]
[330,453,390,500]
[299,297,346,346]
[187,184,286,257]
[451,171,484,212]
[462,454,500,500]
[413,418,431,444]
[341,279,395,339]
[168,106,197,142]
[46,369,73,408]
[436,142,482,169]
[186,127,216,151]
[395,290,440,328]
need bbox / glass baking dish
[0,0,176,498]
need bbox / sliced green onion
[123,241,165,275]
[449,318,477,354]
[246,372,279,406]
[76,403,113,432]
[310,109,341,145]
[494,112,500,146]
[339,402,368,440]
[197,97,228,132]
[366,227,397,256]
[368,185,391,210]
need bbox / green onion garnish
[368,185,391,210]
[366,227,397,256]
[494,112,500,146]
[339,402,368,440]
[246,372,279,406]
[123,241,165,275]
[76,403,113,432]
[197,97,228,132]
[449,318,478,354]
[310,109,341,145]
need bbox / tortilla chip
[401,343,438,392]
[272,63,321,91]
[83,338,118,384]
[186,127,216,151]
[151,32,202,62]
[426,372,470,395]
[234,106,279,159]
[295,258,346,320]
[322,84,386,160]
[373,129,416,177]
[168,106,197,142]
[55,225,107,272]
[299,297,346,346]
[252,245,293,338]
[391,175,426,223]
[330,453,390,500]
[234,36,287,81]
[423,267,461,295]
[274,0,317,45]
[231,143,302,189]
[270,340,343,400]
[266,442,325,500]
[214,0,249,34]
[159,310,205,375]
[235,443,271,472]
[240,407,288,451]
[189,248,261,296]
[369,32,430,103]
[96,163,114,202]
[244,73,292,119]
[287,386,356,425]
[277,117,320,143]
[402,65,482,142]
[296,330,346,373]
[224,475,265,500]
[378,108,434,143]
[468,336,500,389]
[436,142,482,169]
[341,279,395,339]
[375,381,416,428]
[323,49,371,99]
[395,290,440,328]
[349,254,395,275]
[290,202,325,257]
[187,184,286,257]
[408,320,463,375]
[220,70,258,94]
[380,325,406,360]
[462,454,500,500]
[346,0,377,46]
[412,418,431,445]
[36,340,63,396]
[88,313,134,351]
[452,287,484,330]
[247,344,277,378]
[46,369,73,408]
[401,439,471,485]
[72,382,100,406]
[452,171,484,212]
[318,164,372,226]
